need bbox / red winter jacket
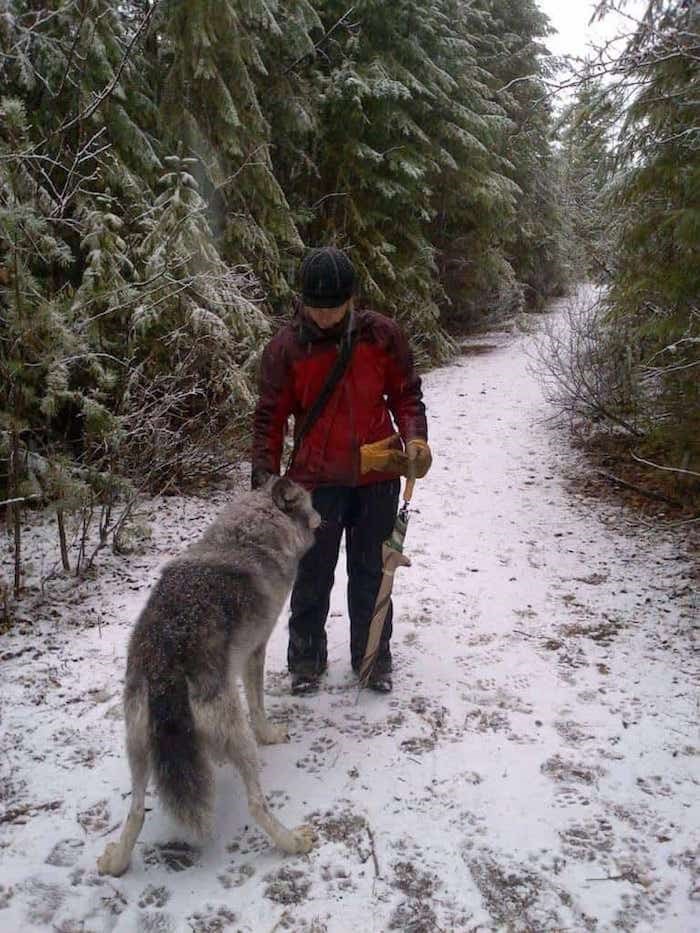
[252,307,427,489]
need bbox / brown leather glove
[360,434,409,475]
[406,438,432,478]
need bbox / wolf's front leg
[226,699,315,855]
[244,644,288,745]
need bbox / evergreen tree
[557,77,614,278]
[121,154,270,487]
[302,0,447,332]
[1,1,274,495]
[602,0,699,472]
[0,95,121,465]
[0,98,75,469]
[156,0,303,297]
[254,0,323,290]
[0,0,584,519]
[71,197,136,353]
[283,0,511,361]
[428,0,521,325]
[5,0,160,190]
[0,2,155,489]
[0,95,122,586]
[485,0,568,307]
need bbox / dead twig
[586,874,629,881]
[269,914,291,933]
[365,823,381,879]
[0,494,42,508]
[57,509,71,572]
[82,494,137,574]
[0,800,62,825]
[284,6,357,75]
[596,470,682,507]
[630,452,700,480]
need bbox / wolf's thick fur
[97,477,320,877]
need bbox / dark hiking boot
[290,663,324,696]
[291,672,320,695]
[367,670,393,693]
[354,656,393,693]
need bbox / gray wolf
[97,477,320,877]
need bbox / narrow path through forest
[1,294,697,932]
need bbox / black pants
[288,479,400,674]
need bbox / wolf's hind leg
[225,699,315,855]
[244,643,288,745]
[97,700,151,877]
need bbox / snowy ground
[1,304,698,932]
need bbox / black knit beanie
[300,247,355,308]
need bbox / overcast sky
[537,0,645,60]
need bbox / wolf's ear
[270,476,298,513]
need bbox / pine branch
[48,0,161,141]
[54,0,92,100]
[283,6,357,75]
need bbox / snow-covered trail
[1,307,697,932]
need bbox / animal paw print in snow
[141,841,199,872]
[217,863,255,890]
[263,866,312,905]
[187,906,238,932]
[559,817,615,862]
[77,800,111,833]
[636,775,673,798]
[138,885,171,909]
[0,885,14,910]
[45,838,85,867]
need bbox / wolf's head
[269,477,321,533]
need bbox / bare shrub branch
[531,286,644,437]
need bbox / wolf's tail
[147,674,213,835]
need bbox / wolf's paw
[287,824,316,855]
[97,842,130,877]
[256,722,289,745]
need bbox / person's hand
[406,438,432,478]
[360,434,409,475]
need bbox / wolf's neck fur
[182,502,311,583]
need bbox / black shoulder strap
[286,312,357,473]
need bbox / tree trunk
[1,576,9,629]
[10,431,22,597]
[57,510,71,572]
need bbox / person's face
[305,300,351,329]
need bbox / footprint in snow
[541,754,605,786]
[138,884,171,908]
[217,862,255,890]
[45,838,84,867]
[136,911,176,932]
[0,885,14,909]
[77,799,111,833]
[263,866,312,905]
[559,816,615,862]
[553,719,596,747]
[187,905,238,932]
[141,841,199,872]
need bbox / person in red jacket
[252,247,431,694]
